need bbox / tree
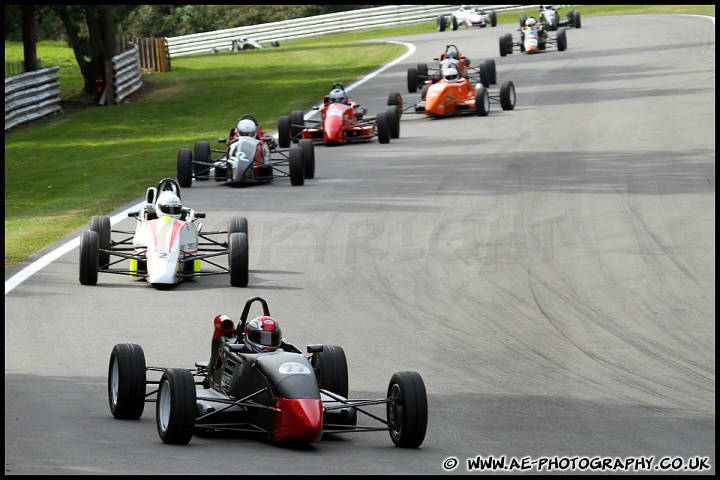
[52,5,116,96]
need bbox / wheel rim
[388,383,402,439]
[158,379,171,432]
[110,358,119,406]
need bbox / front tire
[437,14,446,32]
[557,28,568,51]
[79,230,99,285]
[229,232,249,287]
[500,81,516,111]
[156,368,196,445]
[387,371,428,448]
[108,343,147,420]
[475,86,490,116]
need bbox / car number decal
[278,362,312,375]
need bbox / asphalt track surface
[5,15,715,475]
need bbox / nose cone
[323,110,346,145]
[274,398,323,443]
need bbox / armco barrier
[4,66,61,131]
[166,5,526,57]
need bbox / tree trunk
[21,5,39,72]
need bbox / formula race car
[108,296,428,448]
[394,52,516,119]
[437,5,497,31]
[406,44,497,94]
[500,17,568,56]
[177,114,315,188]
[532,6,582,31]
[79,178,249,289]
[277,82,399,147]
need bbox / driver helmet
[329,88,346,104]
[155,192,183,219]
[443,67,459,82]
[244,316,282,353]
[525,17,537,27]
[237,119,257,137]
[447,51,457,60]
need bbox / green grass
[4,5,714,270]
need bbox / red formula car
[277,82,399,147]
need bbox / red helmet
[244,316,282,352]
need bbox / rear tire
[79,230,99,285]
[177,148,193,188]
[407,67,418,93]
[289,146,305,186]
[90,215,111,268]
[499,35,508,57]
[387,371,428,448]
[156,368,196,445]
[311,345,349,398]
[290,110,304,144]
[299,139,315,179]
[485,59,497,85]
[385,105,400,139]
[376,111,390,144]
[193,141,211,180]
[108,343,147,420]
[229,232,249,287]
[278,115,291,148]
[386,91,403,119]
[228,216,249,238]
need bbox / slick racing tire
[386,91,403,120]
[156,368,196,445]
[278,115,291,148]
[475,86,490,116]
[499,35,512,57]
[299,139,315,179]
[312,345,349,398]
[451,15,459,31]
[289,146,305,186]
[385,105,400,139]
[407,67,418,94]
[290,110,305,144]
[193,141,211,180]
[417,63,429,79]
[376,111,391,144]
[479,62,491,88]
[177,148,193,188]
[229,232,249,287]
[387,371,428,448]
[90,215,111,268]
[500,81,517,111]
[557,28,568,51]
[79,230,99,285]
[490,11,498,27]
[573,11,582,28]
[108,343,147,420]
[437,14,446,32]
[228,216,249,239]
[485,59,497,85]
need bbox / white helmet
[237,119,256,137]
[156,192,183,219]
[443,67,459,82]
[329,88,346,103]
[525,17,537,27]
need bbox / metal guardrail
[166,5,526,58]
[4,66,62,131]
